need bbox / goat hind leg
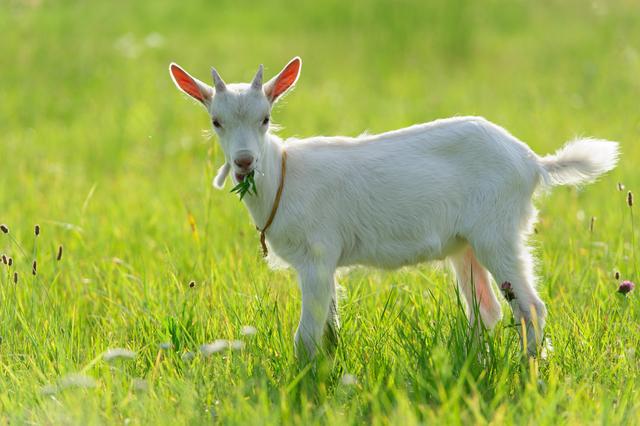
[450,245,502,330]
[472,238,547,356]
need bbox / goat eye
[262,116,270,126]
[212,119,222,129]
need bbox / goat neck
[241,134,285,230]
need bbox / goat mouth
[235,170,253,182]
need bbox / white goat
[169,57,619,358]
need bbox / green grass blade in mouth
[230,171,258,200]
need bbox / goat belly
[340,232,462,269]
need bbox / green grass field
[1,0,639,424]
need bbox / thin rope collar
[256,150,287,257]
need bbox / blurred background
[2,0,638,240]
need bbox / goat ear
[264,57,301,103]
[169,63,213,106]
[213,163,230,189]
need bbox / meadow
[1,0,639,424]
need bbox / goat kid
[169,57,619,358]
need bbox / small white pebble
[103,348,136,362]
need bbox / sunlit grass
[1,0,639,424]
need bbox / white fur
[170,58,619,358]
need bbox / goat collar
[256,149,287,257]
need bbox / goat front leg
[294,261,337,361]
[323,293,340,356]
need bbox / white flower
[60,374,97,389]
[181,351,195,362]
[229,340,245,350]
[103,348,136,362]
[41,373,97,394]
[341,374,357,385]
[200,340,230,356]
[200,339,245,356]
[540,338,554,360]
[241,326,257,336]
[145,33,165,48]
[132,378,148,392]
[159,342,173,350]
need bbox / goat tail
[538,138,619,186]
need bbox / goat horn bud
[251,64,264,90]
[211,68,227,93]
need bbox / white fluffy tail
[539,138,619,186]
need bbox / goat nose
[234,155,254,169]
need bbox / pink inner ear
[271,59,301,100]
[171,65,205,102]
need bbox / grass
[1,0,639,424]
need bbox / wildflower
[589,216,596,233]
[181,351,195,362]
[0,224,8,234]
[59,373,97,389]
[229,340,245,350]
[8,258,12,267]
[40,384,57,396]
[341,374,357,385]
[132,378,148,392]
[13,272,17,284]
[614,271,620,280]
[500,281,516,301]
[159,342,173,350]
[103,348,136,362]
[618,280,635,295]
[241,325,257,336]
[189,280,196,288]
[32,260,37,276]
[1,255,6,265]
[57,245,63,261]
[34,225,40,236]
[200,339,245,356]
[618,182,625,191]
[628,191,634,207]
[41,374,97,395]
[200,340,230,356]
[540,337,554,360]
